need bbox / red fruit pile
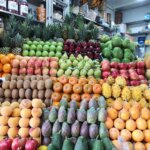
[11,57,59,76]
[64,41,101,60]
[101,60,148,86]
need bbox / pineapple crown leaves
[33,25,42,39]
[91,27,99,40]
[78,25,88,41]
[42,25,51,41]
[54,24,63,39]
[67,26,75,39]
[14,33,24,48]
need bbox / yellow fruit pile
[106,99,150,150]
[0,99,45,145]
[102,76,150,108]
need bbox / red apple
[20,59,27,68]
[120,72,129,80]
[128,69,136,73]
[34,68,42,75]
[136,69,145,75]
[12,137,26,150]
[110,62,118,69]
[42,68,49,75]
[50,57,59,62]
[50,61,58,69]
[111,71,119,78]
[130,80,140,86]
[129,72,139,80]
[136,61,145,68]
[11,68,19,75]
[140,80,148,85]
[5,138,12,150]
[118,63,128,69]
[120,69,128,74]
[27,59,35,67]
[101,60,110,66]
[12,59,20,68]
[19,68,26,75]
[102,71,111,78]
[42,60,50,68]
[138,75,145,80]
[126,80,130,86]
[0,140,9,150]
[49,69,57,77]
[111,68,119,73]
[128,62,136,69]
[27,67,34,75]
[25,139,38,150]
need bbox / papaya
[74,136,89,150]
[60,99,68,109]
[98,96,106,108]
[62,138,74,150]
[102,137,116,150]
[41,120,52,137]
[42,108,50,121]
[93,139,105,150]
[47,144,57,150]
[98,108,107,122]
[58,106,67,123]
[48,107,57,123]
[99,123,109,139]
[52,132,63,150]
[89,139,95,150]
[52,120,61,135]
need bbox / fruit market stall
[0,13,150,150]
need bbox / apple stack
[11,56,59,76]
[101,60,148,86]
[22,40,63,58]
[63,41,101,60]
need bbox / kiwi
[23,80,30,89]
[44,99,51,107]
[38,90,45,100]
[24,75,31,81]
[4,89,11,98]
[30,75,36,81]
[18,98,22,103]
[17,76,24,80]
[5,74,11,81]
[2,81,10,89]
[36,75,43,81]
[11,99,17,102]
[0,98,4,103]
[43,75,50,80]
[19,88,25,99]
[0,88,4,97]
[32,89,38,99]
[31,80,37,90]
[45,89,52,99]
[45,79,53,89]
[17,80,23,89]
[25,89,32,99]
[9,80,17,89]
[5,98,11,102]
[37,80,45,90]
[12,89,19,99]
[11,75,18,80]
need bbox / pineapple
[1,32,10,54]
[112,84,121,98]
[102,83,112,98]
[121,86,131,101]
[54,24,64,42]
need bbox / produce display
[101,60,148,86]
[0,75,52,107]
[100,35,136,63]
[0,99,45,149]
[22,40,63,58]
[41,97,115,150]
[51,76,102,104]
[144,52,150,81]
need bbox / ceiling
[107,0,150,10]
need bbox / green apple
[29,50,35,56]
[33,40,38,46]
[94,69,101,78]
[45,41,51,46]
[87,69,94,76]
[49,51,55,57]
[80,69,87,76]
[57,42,63,46]
[23,50,29,56]
[72,60,78,67]
[60,63,68,70]
[50,45,56,51]
[36,51,42,57]
[39,41,45,46]
[57,69,64,77]
[65,69,72,76]
[27,40,32,45]
[23,44,30,50]
[37,44,43,51]
[72,69,79,76]
[69,54,76,61]
[42,51,49,57]
[43,45,49,51]
[51,41,57,46]
[30,44,36,51]
[56,46,63,52]
[55,52,62,58]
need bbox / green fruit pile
[22,40,63,58]
[100,34,137,63]
[57,53,101,78]
[42,97,115,150]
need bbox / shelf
[0,10,45,24]
[128,30,150,36]
[53,0,67,7]
[71,13,111,32]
